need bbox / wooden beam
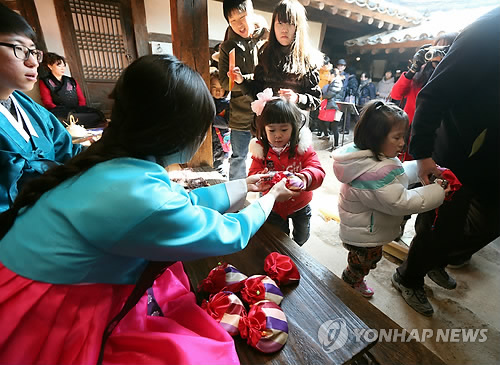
[383,241,408,261]
[318,21,328,52]
[386,23,394,31]
[309,1,324,10]
[326,5,338,15]
[365,16,374,25]
[347,40,429,54]
[377,20,385,29]
[353,12,363,22]
[17,0,47,51]
[170,0,212,167]
[130,0,149,57]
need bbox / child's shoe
[353,280,374,298]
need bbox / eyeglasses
[0,42,43,62]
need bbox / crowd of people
[0,0,498,363]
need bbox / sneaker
[326,145,337,152]
[447,259,471,269]
[353,280,374,298]
[316,131,322,136]
[392,271,434,316]
[427,268,457,289]
[320,135,330,140]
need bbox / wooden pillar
[170,0,213,167]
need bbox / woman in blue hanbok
[0,52,295,364]
[0,4,81,212]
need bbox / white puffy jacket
[332,144,445,247]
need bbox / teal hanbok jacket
[0,91,81,212]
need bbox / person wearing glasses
[0,4,81,212]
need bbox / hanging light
[356,57,361,61]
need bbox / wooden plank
[383,241,409,261]
[184,223,377,364]
[170,0,212,167]
[302,249,445,365]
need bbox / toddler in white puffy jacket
[332,100,450,298]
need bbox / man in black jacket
[392,7,500,316]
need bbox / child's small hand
[278,89,299,104]
[228,67,244,84]
[293,173,307,191]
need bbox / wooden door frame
[2,0,47,51]
[52,0,148,100]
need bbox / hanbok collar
[0,94,38,142]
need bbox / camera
[424,46,450,61]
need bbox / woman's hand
[278,89,299,104]
[268,179,299,202]
[228,67,244,84]
[417,158,441,185]
[246,174,272,192]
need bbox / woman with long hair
[0,54,295,364]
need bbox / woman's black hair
[354,100,409,161]
[0,54,215,237]
[0,3,37,42]
[254,98,305,158]
[44,52,66,66]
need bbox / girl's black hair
[0,3,37,42]
[354,100,409,161]
[260,0,320,78]
[254,98,305,158]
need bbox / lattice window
[69,0,128,81]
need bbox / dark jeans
[267,204,312,246]
[309,109,320,132]
[397,186,500,288]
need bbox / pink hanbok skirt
[0,262,239,364]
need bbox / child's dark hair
[223,0,253,22]
[44,52,66,66]
[254,98,305,158]
[354,100,409,161]
[0,3,37,42]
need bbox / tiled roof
[344,6,496,48]
[340,0,426,24]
